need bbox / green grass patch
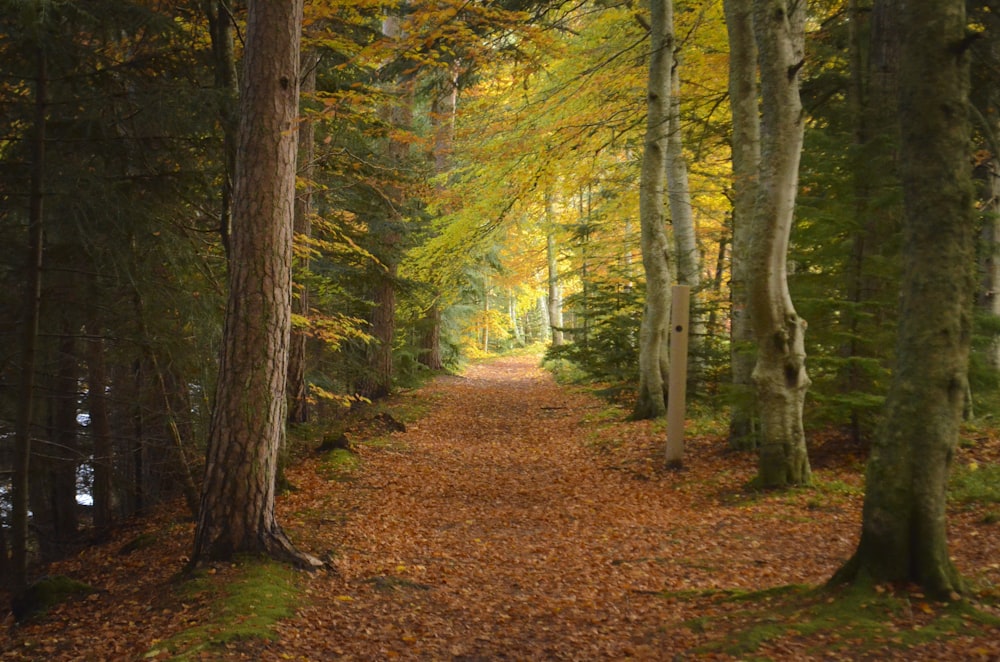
[149,557,300,660]
[949,462,1000,504]
[671,583,1000,659]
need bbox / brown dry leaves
[3,355,999,660]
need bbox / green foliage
[545,271,642,387]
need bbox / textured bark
[632,0,674,420]
[748,0,811,487]
[287,51,317,424]
[832,0,972,599]
[724,0,760,449]
[192,0,319,568]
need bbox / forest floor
[3,354,1000,661]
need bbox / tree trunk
[724,0,760,449]
[831,0,972,599]
[748,0,811,487]
[667,62,703,374]
[359,10,411,400]
[287,50,317,424]
[204,0,239,256]
[11,46,47,597]
[546,201,564,346]
[192,0,319,568]
[632,0,674,421]
[85,329,114,534]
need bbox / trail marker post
[665,284,690,467]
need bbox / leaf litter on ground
[2,355,998,660]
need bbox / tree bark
[831,0,972,599]
[724,0,760,449]
[204,0,239,257]
[85,329,115,534]
[192,0,320,568]
[632,0,674,420]
[667,63,703,373]
[11,46,47,597]
[748,0,811,487]
[547,227,564,346]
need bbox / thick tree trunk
[723,0,760,449]
[632,0,674,421]
[192,0,319,568]
[287,51,317,424]
[748,0,811,487]
[832,0,972,599]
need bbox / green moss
[12,575,94,621]
[678,583,1000,658]
[320,448,360,481]
[150,557,300,660]
[949,462,1000,504]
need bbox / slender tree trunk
[287,51,317,424]
[832,0,972,600]
[546,196,564,346]
[724,0,760,449]
[85,329,114,534]
[667,62,703,370]
[748,0,811,487]
[359,10,411,400]
[12,47,47,597]
[204,0,239,256]
[192,0,319,568]
[632,0,674,420]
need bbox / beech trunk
[832,0,972,599]
[724,0,760,449]
[632,0,674,420]
[747,0,811,487]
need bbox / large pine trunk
[632,0,674,421]
[192,0,319,568]
[832,0,972,599]
[723,0,760,449]
[747,0,811,487]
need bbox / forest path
[268,355,852,660]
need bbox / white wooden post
[665,285,690,466]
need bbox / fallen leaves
[2,355,998,660]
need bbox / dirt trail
[268,356,850,660]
